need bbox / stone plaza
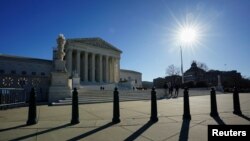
[0,90,249,141]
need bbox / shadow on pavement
[124,121,155,141]
[67,122,114,141]
[179,119,190,141]
[212,116,226,125]
[0,124,27,132]
[10,123,71,141]
[235,114,250,121]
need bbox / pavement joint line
[83,109,104,120]
[121,107,150,116]
[164,117,179,123]
[162,120,207,141]
[165,117,180,122]
[34,128,37,141]
[241,100,250,105]
[119,124,155,141]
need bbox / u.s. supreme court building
[0,35,142,102]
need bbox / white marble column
[117,58,120,83]
[76,51,80,76]
[84,51,88,82]
[66,49,72,76]
[91,53,95,82]
[81,53,84,81]
[110,57,114,83]
[105,55,109,83]
[113,58,117,83]
[99,55,103,82]
[112,57,115,82]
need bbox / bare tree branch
[166,64,180,76]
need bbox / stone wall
[0,55,52,101]
[120,69,142,88]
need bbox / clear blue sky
[0,0,249,81]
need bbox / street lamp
[179,26,198,84]
[180,46,184,84]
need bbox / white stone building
[0,36,142,101]
[62,38,121,83]
[120,69,142,89]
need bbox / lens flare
[180,26,198,44]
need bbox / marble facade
[63,38,121,83]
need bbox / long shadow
[124,121,154,141]
[10,123,71,141]
[212,116,226,125]
[235,114,250,121]
[0,124,27,132]
[179,119,190,141]
[67,122,114,141]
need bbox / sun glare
[163,10,209,55]
[179,26,198,44]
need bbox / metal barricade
[0,88,26,109]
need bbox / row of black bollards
[150,87,158,122]
[112,87,120,123]
[233,87,242,115]
[71,88,80,124]
[183,88,191,120]
[210,87,242,117]
[26,86,243,125]
[26,88,37,125]
[210,88,219,117]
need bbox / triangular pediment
[67,37,122,53]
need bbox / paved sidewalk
[0,94,249,141]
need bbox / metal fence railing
[0,88,27,109]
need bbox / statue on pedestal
[56,34,66,61]
[54,34,67,72]
[49,34,71,103]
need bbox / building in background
[153,61,242,89]
[119,69,142,89]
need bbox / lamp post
[180,46,184,84]
[178,25,199,84]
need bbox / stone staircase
[51,89,165,106]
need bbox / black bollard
[150,87,158,122]
[71,88,80,124]
[112,87,120,123]
[183,87,191,120]
[27,88,37,125]
[233,87,242,115]
[210,88,219,117]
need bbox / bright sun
[179,26,198,44]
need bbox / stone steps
[51,90,164,106]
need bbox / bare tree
[166,64,180,76]
[196,61,209,71]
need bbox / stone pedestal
[49,34,71,103]
[54,60,67,72]
[72,77,80,89]
[49,72,71,103]
[72,72,80,89]
[216,75,224,92]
